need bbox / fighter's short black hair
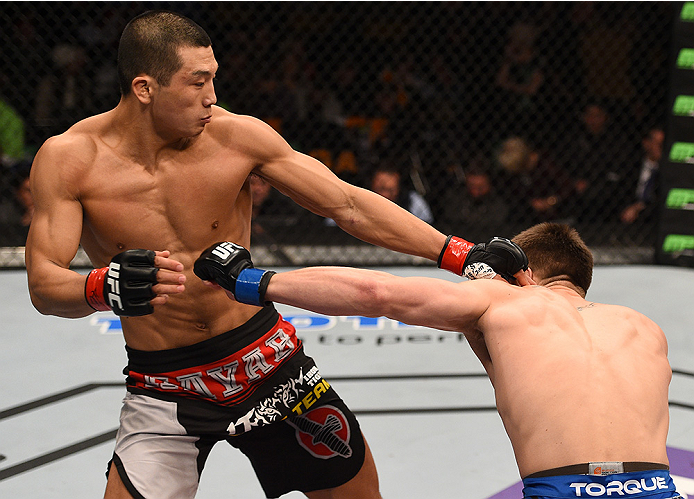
[117,10,211,95]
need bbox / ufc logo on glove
[106,262,123,310]
[211,242,244,261]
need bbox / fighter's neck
[543,280,588,303]
[109,99,197,156]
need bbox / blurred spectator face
[466,172,491,198]
[583,104,608,135]
[497,137,530,173]
[249,175,272,208]
[643,129,664,162]
[16,177,34,225]
[371,171,400,202]
[52,44,86,74]
[505,22,538,62]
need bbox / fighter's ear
[132,75,155,104]
[520,268,536,287]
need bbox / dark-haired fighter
[25,10,529,499]
[197,223,680,499]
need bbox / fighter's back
[479,284,671,477]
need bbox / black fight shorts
[108,306,366,499]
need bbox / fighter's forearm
[265,267,394,318]
[28,262,95,318]
[264,267,480,334]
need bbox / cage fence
[0,2,675,268]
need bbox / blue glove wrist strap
[236,268,268,306]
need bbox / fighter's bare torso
[471,283,672,477]
[59,107,268,349]
[261,263,673,478]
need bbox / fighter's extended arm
[267,267,496,332]
[194,242,497,332]
[25,136,185,318]
[239,114,528,282]
[254,138,445,260]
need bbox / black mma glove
[84,249,158,316]
[462,237,528,282]
[193,242,275,306]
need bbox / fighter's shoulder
[610,303,662,332]
[36,118,100,166]
[489,281,559,313]
[604,303,667,348]
[208,107,270,134]
[208,106,289,155]
[41,113,108,159]
[463,277,529,301]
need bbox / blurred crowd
[0,2,673,248]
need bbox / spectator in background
[574,3,637,123]
[213,30,254,114]
[3,15,49,146]
[566,101,634,225]
[280,38,317,117]
[495,22,545,138]
[620,127,664,226]
[34,44,93,140]
[0,97,26,164]
[370,163,434,224]
[249,174,309,243]
[323,162,434,240]
[286,84,364,188]
[438,156,509,240]
[78,5,124,114]
[332,58,375,117]
[0,160,33,246]
[252,71,299,126]
[495,136,574,225]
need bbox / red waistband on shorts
[126,306,281,371]
[124,306,303,406]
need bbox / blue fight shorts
[522,466,682,499]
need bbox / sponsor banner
[666,188,694,210]
[658,2,694,266]
[91,314,468,348]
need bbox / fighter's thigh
[104,461,132,499]
[231,398,374,497]
[305,435,381,499]
[109,393,209,499]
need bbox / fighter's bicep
[27,140,86,268]
[387,278,492,333]
[259,150,352,215]
[27,195,83,269]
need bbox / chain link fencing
[0,2,675,268]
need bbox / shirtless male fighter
[24,10,528,499]
[197,223,681,499]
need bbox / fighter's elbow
[29,288,90,319]
[329,204,359,230]
[357,279,394,316]
[30,298,50,316]
[28,278,64,317]
[28,286,53,316]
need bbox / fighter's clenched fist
[194,242,275,306]
[85,249,185,316]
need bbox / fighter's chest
[79,150,252,244]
